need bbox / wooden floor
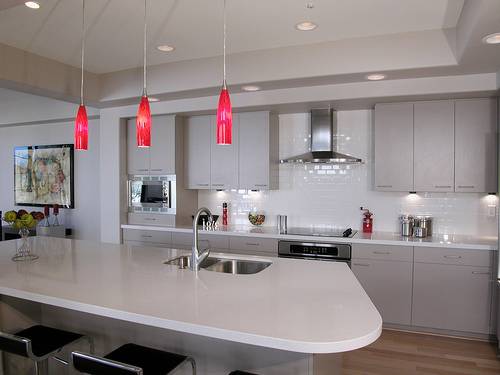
[340,329,500,375]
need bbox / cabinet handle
[376,185,393,188]
[212,184,225,187]
[197,184,209,187]
[472,271,490,275]
[141,235,153,238]
[254,184,268,188]
[435,185,452,189]
[137,169,148,172]
[144,218,157,221]
[373,251,391,255]
[245,243,260,246]
[457,185,475,189]
[444,255,461,259]
[353,263,370,267]
[151,169,163,172]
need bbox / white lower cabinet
[352,259,413,325]
[412,262,492,334]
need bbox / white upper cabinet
[150,115,176,175]
[127,118,150,175]
[210,114,239,189]
[238,111,279,190]
[184,115,211,189]
[455,99,498,193]
[127,115,176,175]
[414,101,455,192]
[374,103,414,191]
[375,98,498,193]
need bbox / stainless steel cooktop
[285,227,357,238]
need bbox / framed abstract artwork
[14,144,74,208]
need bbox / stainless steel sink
[203,259,271,275]
[164,255,272,275]
[164,255,219,270]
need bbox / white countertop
[121,224,498,251]
[0,237,382,354]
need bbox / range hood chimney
[280,109,363,164]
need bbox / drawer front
[171,232,193,246]
[128,213,175,227]
[414,247,492,267]
[123,229,172,244]
[171,232,229,250]
[124,240,171,249]
[200,234,229,250]
[352,244,413,262]
[229,236,278,254]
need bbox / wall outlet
[487,204,497,217]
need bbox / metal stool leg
[33,359,48,375]
[86,336,95,354]
[187,357,196,375]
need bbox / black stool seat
[14,325,83,358]
[105,343,187,375]
[229,372,258,375]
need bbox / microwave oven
[128,175,176,214]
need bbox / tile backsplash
[198,111,498,237]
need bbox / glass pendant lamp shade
[75,105,88,150]
[136,95,151,147]
[216,86,232,144]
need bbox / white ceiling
[0,0,465,74]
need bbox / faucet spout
[190,207,213,271]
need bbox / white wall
[199,111,498,237]
[0,119,101,241]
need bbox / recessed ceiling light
[148,97,159,102]
[295,21,317,31]
[24,1,40,9]
[366,74,386,81]
[482,33,500,44]
[241,85,261,92]
[156,45,175,52]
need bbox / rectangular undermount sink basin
[164,255,219,269]
[164,255,272,275]
[203,259,271,275]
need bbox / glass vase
[12,228,38,262]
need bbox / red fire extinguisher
[361,207,373,233]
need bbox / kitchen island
[0,236,381,374]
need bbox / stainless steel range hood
[280,109,363,164]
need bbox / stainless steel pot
[415,216,432,237]
[399,215,414,237]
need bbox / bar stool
[72,343,196,374]
[0,324,92,375]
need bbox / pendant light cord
[143,0,147,95]
[223,0,227,89]
[80,0,85,105]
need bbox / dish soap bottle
[360,207,373,233]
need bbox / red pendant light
[75,0,88,151]
[136,0,152,148]
[137,95,151,147]
[216,0,232,145]
[75,105,88,150]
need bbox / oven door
[278,241,351,265]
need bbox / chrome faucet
[190,207,212,271]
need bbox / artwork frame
[14,144,74,208]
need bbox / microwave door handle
[168,180,172,209]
